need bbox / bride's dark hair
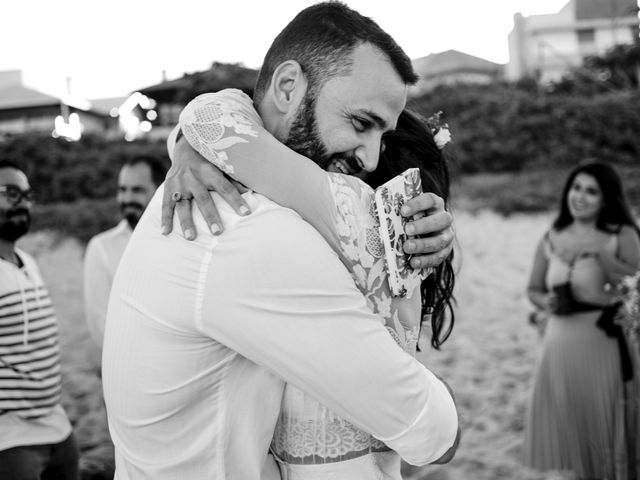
[365,109,456,349]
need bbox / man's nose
[355,136,382,172]
[119,189,133,202]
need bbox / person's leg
[0,444,49,480]
[42,433,80,480]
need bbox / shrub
[31,198,121,245]
[409,83,640,174]
[0,133,169,203]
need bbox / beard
[285,95,363,176]
[0,207,31,241]
[120,202,144,229]
[285,96,332,169]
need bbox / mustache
[6,207,30,218]
[119,202,144,211]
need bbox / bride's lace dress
[176,89,426,479]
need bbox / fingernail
[211,224,221,235]
[405,224,415,235]
[185,229,195,240]
[239,206,250,216]
[405,241,415,252]
[411,258,421,268]
[161,226,170,235]
[401,206,410,216]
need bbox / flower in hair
[426,111,451,150]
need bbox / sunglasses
[0,185,34,204]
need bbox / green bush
[409,83,640,174]
[31,198,121,245]
[453,165,640,216]
[0,133,169,203]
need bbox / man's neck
[255,100,288,142]
[0,240,18,266]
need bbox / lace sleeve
[178,89,362,268]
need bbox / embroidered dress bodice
[176,89,425,475]
[544,232,616,306]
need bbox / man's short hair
[253,1,418,104]
[123,155,168,187]
[0,160,26,176]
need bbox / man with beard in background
[83,155,166,352]
[0,160,79,479]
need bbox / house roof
[137,76,193,94]
[412,49,504,79]
[0,84,115,121]
[89,96,128,116]
[0,84,61,110]
[136,62,259,103]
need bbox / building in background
[410,50,504,96]
[507,0,639,82]
[0,70,119,141]
[134,62,258,139]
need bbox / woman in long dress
[168,88,457,478]
[524,160,640,479]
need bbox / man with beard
[103,3,458,479]
[0,161,79,479]
[83,155,166,351]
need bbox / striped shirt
[0,248,71,451]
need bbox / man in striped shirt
[0,161,78,479]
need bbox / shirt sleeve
[83,239,111,351]
[175,89,352,264]
[197,211,458,465]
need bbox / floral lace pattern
[180,92,258,176]
[327,174,389,316]
[272,387,389,465]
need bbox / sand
[19,209,573,480]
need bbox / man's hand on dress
[162,137,251,240]
[400,193,455,269]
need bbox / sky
[2,0,573,100]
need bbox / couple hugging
[102,2,460,479]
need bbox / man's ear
[269,60,308,115]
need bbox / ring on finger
[172,191,192,202]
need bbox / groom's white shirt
[102,186,457,479]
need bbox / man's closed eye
[352,116,373,133]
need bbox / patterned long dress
[524,232,640,479]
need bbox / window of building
[577,28,595,45]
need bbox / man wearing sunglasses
[0,161,79,479]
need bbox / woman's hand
[545,291,559,314]
[162,138,251,240]
[400,192,454,269]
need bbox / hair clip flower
[426,111,452,150]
